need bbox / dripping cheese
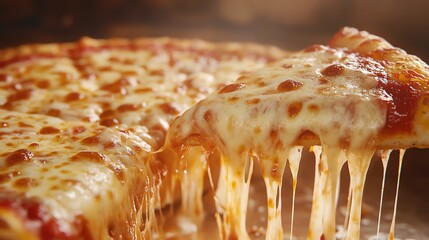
[0,37,286,238]
[165,27,429,239]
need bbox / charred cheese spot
[14,177,38,189]
[61,179,80,186]
[228,96,240,103]
[158,103,179,115]
[103,140,119,149]
[203,110,215,122]
[135,87,152,93]
[81,135,101,146]
[5,149,34,166]
[46,109,61,117]
[100,109,115,119]
[28,143,40,148]
[296,130,318,143]
[7,89,33,102]
[321,64,345,77]
[72,126,86,134]
[36,80,51,89]
[318,77,329,84]
[307,104,320,114]
[282,64,293,69]
[0,74,12,82]
[116,103,141,112]
[39,127,61,134]
[277,80,303,92]
[70,151,107,164]
[18,122,33,128]
[287,102,303,118]
[100,118,119,127]
[257,80,267,87]
[101,78,131,94]
[0,171,21,183]
[64,92,84,102]
[99,66,113,71]
[245,98,261,105]
[218,83,246,94]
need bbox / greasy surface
[0,110,155,239]
[0,37,287,238]
[165,27,429,239]
[0,37,286,149]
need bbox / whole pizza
[0,28,428,239]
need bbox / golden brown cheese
[0,37,287,239]
[165,27,429,239]
[0,37,286,148]
[0,110,157,239]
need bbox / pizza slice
[0,110,159,239]
[165,27,429,239]
[0,37,287,239]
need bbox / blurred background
[1,0,429,62]
[0,0,428,229]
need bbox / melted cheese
[0,110,156,239]
[165,28,429,239]
[0,37,286,238]
[0,38,285,149]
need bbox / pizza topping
[379,80,420,134]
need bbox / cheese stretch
[165,28,429,239]
[0,37,286,238]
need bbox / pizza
[165,27,429,239]
[0,37,286,239]
[0,110,156,239]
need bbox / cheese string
[389,149,405,240]
[288,147,303,240]
[342,183,352,240]
[376,150,392,240]
[308,146,324,240]
[346,149,374,240]
[262,149,288,240]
